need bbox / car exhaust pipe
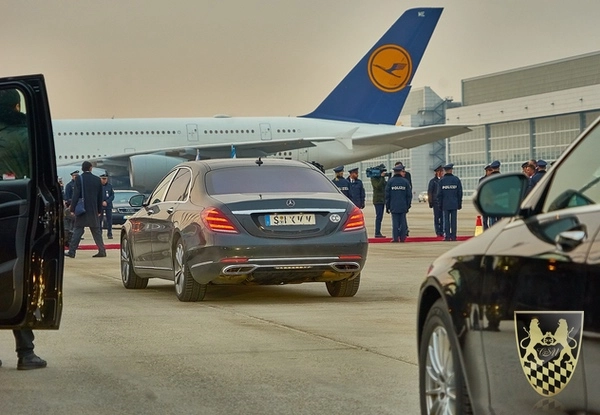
[329,262,361,272]
[221,264,259,275]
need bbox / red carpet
[368,236,471,243]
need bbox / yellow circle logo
[368,44,412,93]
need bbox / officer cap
[393,165,405,172]
[348,167,359,174]
[536,159,547,167]
[443,163,454,170]
[333,165,344,173]
[434,165,443,171]
[484,164,492,170]
[70,170,79,176]
[100,173,108,178]
[521,162,529,169]
[490,160,501,169]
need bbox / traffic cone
[474,215,483,236]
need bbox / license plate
[266,214,315,226]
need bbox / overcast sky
[2,0,599,119]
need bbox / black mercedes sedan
[417,116,600,414]
[120,158,368,301]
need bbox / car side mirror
[473,173,529,217]
[129,194,146,208]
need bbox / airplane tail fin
[302,8,442,125]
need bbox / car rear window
[205,166,338,195]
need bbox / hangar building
[359,50,600,200]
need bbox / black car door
[479,116,600,413]
[0,76,63,329]
[479,208,598,413]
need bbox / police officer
[427,165,444,237]
[486,160,502,227]
[385,164,412,242]
[478,164,493,229]
[437,163,463,241]
[100,174,115,239]
[347,167,365,209]
[370,165,387,237]
[64,170,79,207]
[530,159,547,188]
[332,166,350,198]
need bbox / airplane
[53,7,470,192]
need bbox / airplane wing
[90,137,329,166]
[353,125,471,149]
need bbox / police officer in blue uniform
[347,167,365,208]
[100,174,115,239]
[385,164,412,242]
[530,159,547,188]
[332,165,350,198]
[437,163,463,241]
[427,165,444,237]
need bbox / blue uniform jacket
[332,176,350,197]
[102,183,115,208]
[385,175,412,213]
[347,178,365,208]
[437,173,463,211]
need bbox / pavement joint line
[204,303,418,367]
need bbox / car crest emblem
[329,214,341,223]
[286,199,295,207]
[515,311,583,397]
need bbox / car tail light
[338,254,362,260]
[202,208,239,233]
[342,207,365,231]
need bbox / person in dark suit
[65,160,106,258]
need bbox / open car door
[0,75,63,329]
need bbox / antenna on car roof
[255,157,263,166]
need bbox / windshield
[205,166,338,195]
[114,191,141,203]
[543,121,600,212]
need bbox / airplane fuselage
[54,116,404,171]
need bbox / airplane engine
[129,154,186,192]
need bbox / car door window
[544,122,600,212]
[0,88,31,317]
[149,169,178,204]
[164,168,191,202]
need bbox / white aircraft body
[54,7,469,192]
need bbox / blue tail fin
[302,8,442,125]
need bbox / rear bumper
[186,242,368,285]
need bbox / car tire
[326,274,360,297]
[173,238,207,302]
[120,234,148,289]
[419,299,472,414]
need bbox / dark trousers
[13,329,35,358]
[68,226,105,255]
[374,203,385,236]
[443,209,458,240]
[102,207,113,236]
[433,205,443,236]
[391,212,408,242]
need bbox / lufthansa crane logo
[368,44,412,93]
[514,311,583,397]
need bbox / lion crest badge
[515,311,583,397]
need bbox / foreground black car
[417,116,600,414]
[120,158,368,301]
